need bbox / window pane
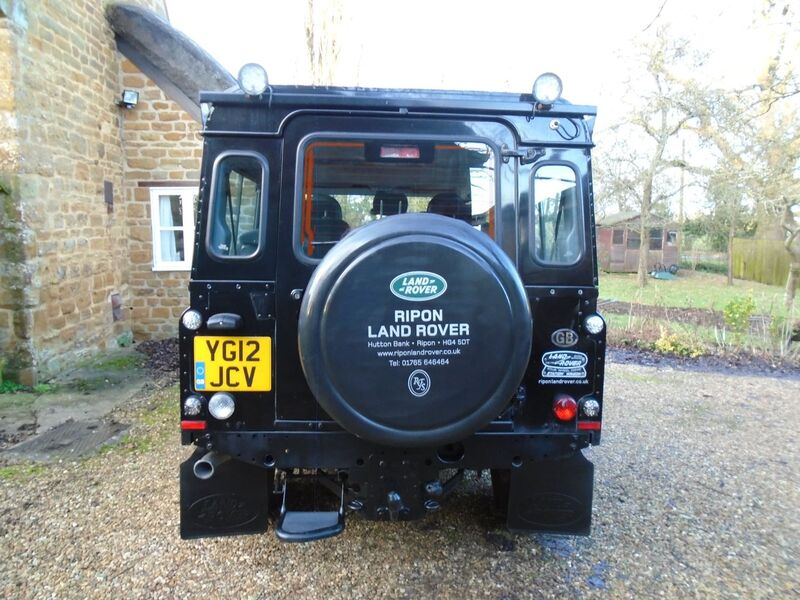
[159,194,183,228]
[210,155,265,257]
[160,230,184,262]
[300,140,496,258]
[627,230,641,249]
[532,165,581,264]
[612,228,624,245]
[649,228,663,250]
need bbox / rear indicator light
[553,394,577,421]
[181,420,207,430]
[380,145,420,159]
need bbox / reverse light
[183,395,203,417]
[238,63,269,96]
[532,72,563,106]
[553,394,577,421]
[208,392,236,420]
[584,314,605,335]
[181,309,203,331]
[581,397,601,418]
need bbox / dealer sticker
[540,350,588,380]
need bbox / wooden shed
[596,212,680,273]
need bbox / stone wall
[120,57,201,340]
[0,0,172,384]
[0,11,27,382]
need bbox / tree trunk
[636,176,653,287]
[786,262,799,309]
[781,204,800,309]
[727,235,734,286]
[677,140,685,257]
[727,212,735,286]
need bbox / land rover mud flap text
[298,214,532,447]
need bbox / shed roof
[597,211,640,226]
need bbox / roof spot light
[238,63,269,96]
[532,72,563,107]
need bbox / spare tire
[298,213,532,447]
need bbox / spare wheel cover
[298,213,532,447]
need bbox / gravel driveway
[1,361,798,599]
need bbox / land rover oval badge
[551,328,578,348]
[390,271,447,302]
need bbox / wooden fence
[732,238,792,287]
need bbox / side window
[627,229,641,249]
[208,154,266,258]
[649,227,663,250]
[532,165,581,264]
[612,228,624,245]
[149,187,196,271]
[666,230,678,246]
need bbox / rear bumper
[180,430,596,539]
[189,428,595,470]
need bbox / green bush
[723,295,756,333]
[0,380,27,394]
[653,331,705,358]
[681,261,728,275]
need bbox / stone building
[0,0,224,384]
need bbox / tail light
[553,394,577,421]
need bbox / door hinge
[500,146,545,165]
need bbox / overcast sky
[164,1,796,219]
[165,0,777,121]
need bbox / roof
[200,85,598,148]
[597,212,677,227]
[597,212,640,226]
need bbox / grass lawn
[598,270,794,315]
[600,270,799,361]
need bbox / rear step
[274,478,345,543]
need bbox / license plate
[193,336,272,392]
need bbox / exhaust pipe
[193,451,231,480]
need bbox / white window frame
[149,187,196,271]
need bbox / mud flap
[180,448,273,539]
[506,451,594,536]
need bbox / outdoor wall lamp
[116,89,139,109]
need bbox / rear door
[274,114,517,423]
[188,137,281,429]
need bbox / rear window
[208,153,267,259]
[531,164,582,265]
[298,140,496,258]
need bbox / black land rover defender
[179,67,605,542]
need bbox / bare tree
[593,138,645,219]
[687,2,800,305]
[305,0,344,86]
[598,29,700,287]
